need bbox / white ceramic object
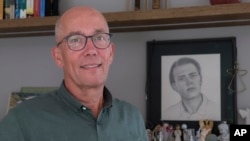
[58,0,134,15]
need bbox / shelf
[1,3,250,38]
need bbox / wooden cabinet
[1,3,250,38]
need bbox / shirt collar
[180,94,208,116]
[56,81,113,112]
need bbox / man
[162,57,220,121]
[0,6,148,141]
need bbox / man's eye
[190,73,199,78]
[95,36,105,41]
[71,38,80,43]
[177,77,185,81]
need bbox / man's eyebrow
[190,72,199,75]
[95,29,108,33]
[66,31,83,36]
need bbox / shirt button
[82,106,87,110]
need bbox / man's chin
[186,92,201,98]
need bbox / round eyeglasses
[57,33,112,51]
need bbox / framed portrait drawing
[146,37,237,130]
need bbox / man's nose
[85,37,95,48]
[83,38,97,55]
[185,77,194,84]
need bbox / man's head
[169,57,202,100]
[51,6,114,90]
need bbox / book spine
[45,0,51,16]
[19,0,26,18]
[15,0,20,19]
[26,0,34,17]
[134,0,140,11]
[51,0,58,16]
[40,0,45,17]
[33,0,40,17]
[9,0,15,19]
[0,0,3,19]
[4,0,10,19]
[152,0,160,9]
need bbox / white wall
[1,26,250,124]
[0,36,63,119]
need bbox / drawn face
[172,63,202,100]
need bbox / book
[0,0,3,19]
[26,0,34,17]
[33,0,40,17]
[5,0,15,19]
[134,0,140,11]
[40,0,45,17]
[51,0,58,16]
[19,0,26,18]
[45,0,58,16]
[15,0,20,18]
[152,0,160,9]
[4,0,10,19]
[9,0,15,19]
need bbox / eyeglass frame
[56,33,113,51]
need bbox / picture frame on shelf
[146,37,237,131]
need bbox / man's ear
[51,46,63,68]
[108,43,115,65]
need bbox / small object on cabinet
[199,120,214,141]
[174,124,182,141]
[135,0,140,10]
[152,0,160,9]
[217,121,229,141]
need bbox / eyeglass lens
[67,33,111,51]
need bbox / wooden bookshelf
[1,3,250,38]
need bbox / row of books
[0,0,58,20]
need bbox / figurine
[174,124,182,141]
[181,124,188,141]
[217,121,229,141]
[163,122,173,141]
[152,124,163,141]
[147,129,154,141]
[195,128,201,141]
[199,120,214,141]
[162,122,170,141]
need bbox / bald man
[0,6,148,141]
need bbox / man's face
[52,8,114,89]
[172,63,202,100]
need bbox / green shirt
[0,82,148,141]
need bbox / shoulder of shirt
[202,94,219,106]
[11,92,58,111]
[112,98,140,112]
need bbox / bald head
[55,6,109,43]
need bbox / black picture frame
[146,37,237,132]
